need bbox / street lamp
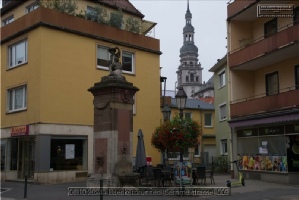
[175,85,187,119]
[162,104,171,122]
[175,85,187,192]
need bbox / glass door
[18,138,35,179]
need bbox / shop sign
[259,125,284,136]
[11,125,29,137]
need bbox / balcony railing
[230,86,299,118]
[0,7,160,53]
[227,0,257,19]
[228,23,299,69]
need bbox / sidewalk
[1,173,299,200]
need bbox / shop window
[219,103,227,121]
[122,51,134,73]
[7,85,27,113]
[97,45,110,69]
[8,39,28,68]
[9,138,18,170]
[266,71,279,95]
[218,69,226,88]
[50,138,87,170]
[220,139,228,155]
[264,18,277,38]
[295,65,299,89]
[204,113,212,127]
[1,140,6,171]
[2,15,14,26]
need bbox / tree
[151,114,201,157]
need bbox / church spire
[185,0,192,23]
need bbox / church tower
[177,0,203,98]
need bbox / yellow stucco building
[1,0,162,183]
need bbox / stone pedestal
[87,75,139,187]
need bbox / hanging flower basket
[151,114,201,153]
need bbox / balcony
[0,7,160,53]
[227,0,257,20]
[228,23,299,70]
[230,87,299,118]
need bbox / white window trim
[219,102,227,122]
[96,46,136,75]
[218,68,226,89]
[121,50,135,75]
[7,85,27,113]
[8,39,28,69]
[96,45,110,70]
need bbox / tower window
[186,76,189,82]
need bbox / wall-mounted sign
[65,144,75,159]
[11,125,29,137]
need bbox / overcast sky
[0,0,228,90]
[131,0,228,90]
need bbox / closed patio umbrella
[135,129,147,174]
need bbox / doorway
[18,138,35,179]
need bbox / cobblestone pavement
[1,173,299,200]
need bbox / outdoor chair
[205,165,215,185]
[145,165,155,186]
[163,166,173,187]
[153,168,164,187]
[196,166,206,185]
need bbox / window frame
[194,144,201,157]
[218,69,226,89]
[8,39,28,69]
[220,139,228,155]
[121,50,135,74]
[265,71,279,96]
[96,45,110,70]
[219,102,227,121]
[204,113,212,127]
[264,18,277,38]
[184,112,192,120]
[7,85,27,113]
[2,15,14,26]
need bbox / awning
[229,113,299,128]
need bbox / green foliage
[86,5,108,24]
[109,9,123,29]
[40,0,77,15]
[151,114,201,153]
[125,17,141,34]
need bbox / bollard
[24,175,28,199]
[100,179,103,200]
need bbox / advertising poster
[65,144,75,159]
[174,161,192,185]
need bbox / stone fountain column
[87,47,139,187]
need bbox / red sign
[11,125,29,137]
[146,156,152,166]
